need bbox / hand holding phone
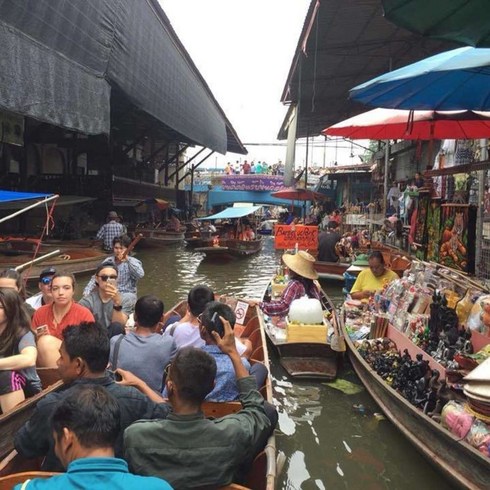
[36,325,49,337]
[107,278,117,287]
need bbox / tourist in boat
[83,235,144,309]
[33,273,95,367]
[0,268,34,316]
[0,288,41,413]
[318,221,342,263]
[349,251,399,300]
[123,318,273,489]
[109,295,176,393]
[96,211,124,252]
[257,251,321,318]
[163,285,251,357]
[25,267,56,310]
[242,224,256,241]
[79,262,132,338]
[14,322,171,472]
[14,385,172,490]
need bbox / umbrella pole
[383,140,389,216]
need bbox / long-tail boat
[258,279,341,379]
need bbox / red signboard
[274,224,318,250]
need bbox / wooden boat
[258,280,340,379]
[0,247,109,282]
[134,227,185,247]
[0,237,99,256]
[165,296,277,490]
[314,260,349,281]
[196,237,263,259]
[0,368,63,475]
[184,230,215,249]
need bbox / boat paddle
[14,249,62,273]
[121,233,143,260]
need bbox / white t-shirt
[26,293,44,310]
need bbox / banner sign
[221,175,284,191]
[274,224,318,250]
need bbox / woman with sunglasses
[32,273,94,367]
[0,287,41,413]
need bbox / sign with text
[274,224,318,250]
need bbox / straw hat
[282,251,318,280]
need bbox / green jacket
[124,376,271,489]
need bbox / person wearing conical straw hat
[258,251,321,318]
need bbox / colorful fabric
[32,303,95,340]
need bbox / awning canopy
[0,190,52,203]
[0,0,245,154]
[277,0,455,140]
[198,206,263,220]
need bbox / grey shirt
[109,332,177,393]
[79,291,133,329]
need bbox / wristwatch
[113,304,123,311]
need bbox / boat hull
[196,238,263,259]
[314,260,349,281]
[0,248,109,282]
[259,282,340,379]
[136,229,185,247]
[341,319,490,490]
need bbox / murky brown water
[74,237,453,490]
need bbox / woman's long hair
[289,271,321,300]
[0,288,31,357]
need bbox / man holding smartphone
[79,263,133,338]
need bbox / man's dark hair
[369,250,385,264]
[134,295,164,327]
[62,322,110,372]
[327,220,339,230]
[51,385,120,449]
[170,347,216,404]
[187,285,214,317]
[113,235,131,248]
[201,301,236,337]
[95,262,117,276]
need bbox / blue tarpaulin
[198,206,262,220]
[0,190,52,203]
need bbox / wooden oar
[121,233,143,260]
[14,249,62,273]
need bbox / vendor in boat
[165,212,181,232]
[349,251,399,300]
[258,251,321,317]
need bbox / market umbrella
[134,198,169,213]
[323,108,490,140]
[382,0,490,47]
[349,47,490,111]
[271,187,326,201]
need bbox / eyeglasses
[97,275,118,282]
[163,363,172,378]
[40,277,53,285]
[196,313,203,324]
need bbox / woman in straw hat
[258,251,321,318]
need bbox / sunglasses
[40,277,53,285]
[98,275,118,282]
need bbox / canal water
[76,237,453,490]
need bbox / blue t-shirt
[13,457,173,489]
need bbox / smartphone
[107,278,117,287]
[211,312,224,337]
[108,370,123,382]
[36,325,49,336]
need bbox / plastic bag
[441,401,474,438]
[465,419,490,456]
[467,294,490,334]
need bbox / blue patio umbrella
[349,47,490,111]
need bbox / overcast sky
[160,0,363,167]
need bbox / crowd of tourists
[0,227,278,488]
